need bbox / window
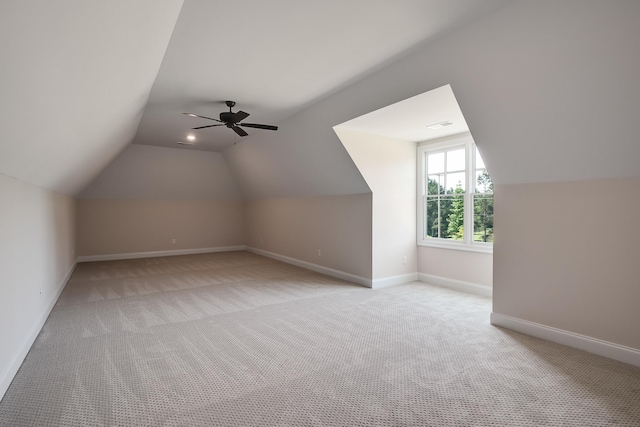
[417,134,493,252]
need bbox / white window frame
[417,133,493,253]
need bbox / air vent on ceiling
[426,121,453,130]
[177,141,197,146]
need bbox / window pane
[425,195,463,240]
[427,175,443,195]
[475,169,493,193]
[445,194,464,240]
[425,196,439,238]
[428,152,444,174]
[475,147,486,169]
[473,194,494,242]
[446,172,465,193]
[447,148,465,171]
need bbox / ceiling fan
[183,101,278,137]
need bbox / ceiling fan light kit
[183,101,278,137]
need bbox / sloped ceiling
[225,0,640,198]
[80,145,242,201]
[0,1,183,195]
[132,0,511,153]
[336,85,469,143]
[4,1,639,200]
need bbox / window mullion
[463,141,471,245]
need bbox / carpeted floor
[1,251,639,426]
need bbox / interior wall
[245,194,373,281]
[493,177,640,350]
[335,128,417,282]
[417,247,492,287]
[0,174,76,399]
[76,199,244,257]
[77,144,244,257]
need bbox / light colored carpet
[1,251,639,426]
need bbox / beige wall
[76,199,244,256]
[0,174,76,398]
[245,194,373,280]
[418,246,492,287]
[494,177,640,350]
[336,128,417,280]
[76,144,245,257]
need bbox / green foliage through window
[473,169,493,242]
[421,140,494,247]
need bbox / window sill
[417,240,493,254]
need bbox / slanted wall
[335,128,417,285]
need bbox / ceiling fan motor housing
[220,112,234,123]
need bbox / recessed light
[426,121,453,130]
[187,134,196,141]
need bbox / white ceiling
[335,84,469,142]
[132,0,510,152]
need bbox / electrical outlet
[403,256,407,265]
[317,249,321,257]
[171,238,177,244]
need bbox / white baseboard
[491,312,640,368]
[0,261,77,401]
[418,272,492,297]
[77,245,246,262]
[371,273,418,289]
[245,247,372,288]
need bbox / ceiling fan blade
[232,110,250,123]
[192,124,225,130]
[232,126,248,137]
[183,112,223,123]
[240,122,278,131]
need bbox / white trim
[245,247,372,288]
[418,240,493,254]
[77,246,246,262]
[0,261,77,401]
[417,132,473,149]
[490,313,640,368]
[371,273,418,289]
[417,134,494,252]
[418,272,492,297]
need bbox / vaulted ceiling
[2,1,640,199]
[132,0,509,153]
[0,0,509,196]
[0,1,183,195]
